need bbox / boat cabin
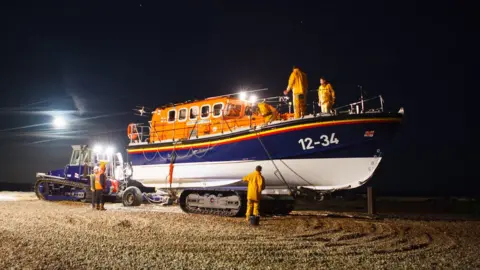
[151,96,269,143]
[126,92,390,145]
[128,96,287,144]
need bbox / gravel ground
[1,196,480,269]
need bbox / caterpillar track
[34,177,91,202]
[178,189,296,217]
[179,190,247,217]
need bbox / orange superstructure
[144,96,283,143]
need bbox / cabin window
[70,150,81,165]
[168,109,176,122]
[178,108,187,122]
[201,105,210,119]
[189,106,199,120]
[213,103,224,117]
[225,104,242,117]
[82,150,92,164]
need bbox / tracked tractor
[34,145,125,202]
[34,145,163,205]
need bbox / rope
[142,147,160,162]
[171,147,193,159]
[278,159,316,187]
[255,132,291,191]
[255,134,320,188]
[191,143,214,159]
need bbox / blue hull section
[128,116,402,166]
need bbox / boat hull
[130,157,382,191]
[127,113,402,191]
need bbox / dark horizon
[0,1,474,196]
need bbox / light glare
[239,91,247,101]
[249,95,257,103]
[52,116,67,129]
[106,146,114,155]
[93,145,102,153]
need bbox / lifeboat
[125,92,403,216]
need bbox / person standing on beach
[94,163,107,210]
[242,165,266,222]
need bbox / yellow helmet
[99,161,107,171]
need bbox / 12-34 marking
[298,133,339,150]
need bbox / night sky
[0,1,474,195]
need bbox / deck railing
[333,95,385,114]
[128,95,388,145]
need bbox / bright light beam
[0,95,71,111]
[25,127,126,145]
[0,111,129,132]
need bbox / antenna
[358,85,364,113]
[133,106,151,117]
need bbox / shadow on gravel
[292,196,480,221]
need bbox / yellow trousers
[263,112,277,124]
[246,200,260,220]
[293,93,306,118]
[321,102,332,114]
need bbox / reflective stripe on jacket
[89,174,95,188]
[94,173,106,190]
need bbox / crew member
[318,77,336,114]
[242,165,266,222]
[283,66,308,119]
[90,166,99,209]
[94,163,107,210]
[257,100,278,124]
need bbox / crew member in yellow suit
[283,66,308,118]
[257,101,278,124]
[242,165,266,221]
[318,77,336,114]
[94,163,107,211]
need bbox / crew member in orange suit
[94,163,107,210]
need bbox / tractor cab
[47,145,127,183]
[62,145,95,181]
[36,144,128,202]
[44,145,94,180]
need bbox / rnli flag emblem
[364,130,375,137]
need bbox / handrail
[333,95,384,114]
[129,114,254,145]
[129,94,388,145]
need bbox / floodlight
[93,145,103,153]
[106,146,114,155]
[239,91,247,101]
